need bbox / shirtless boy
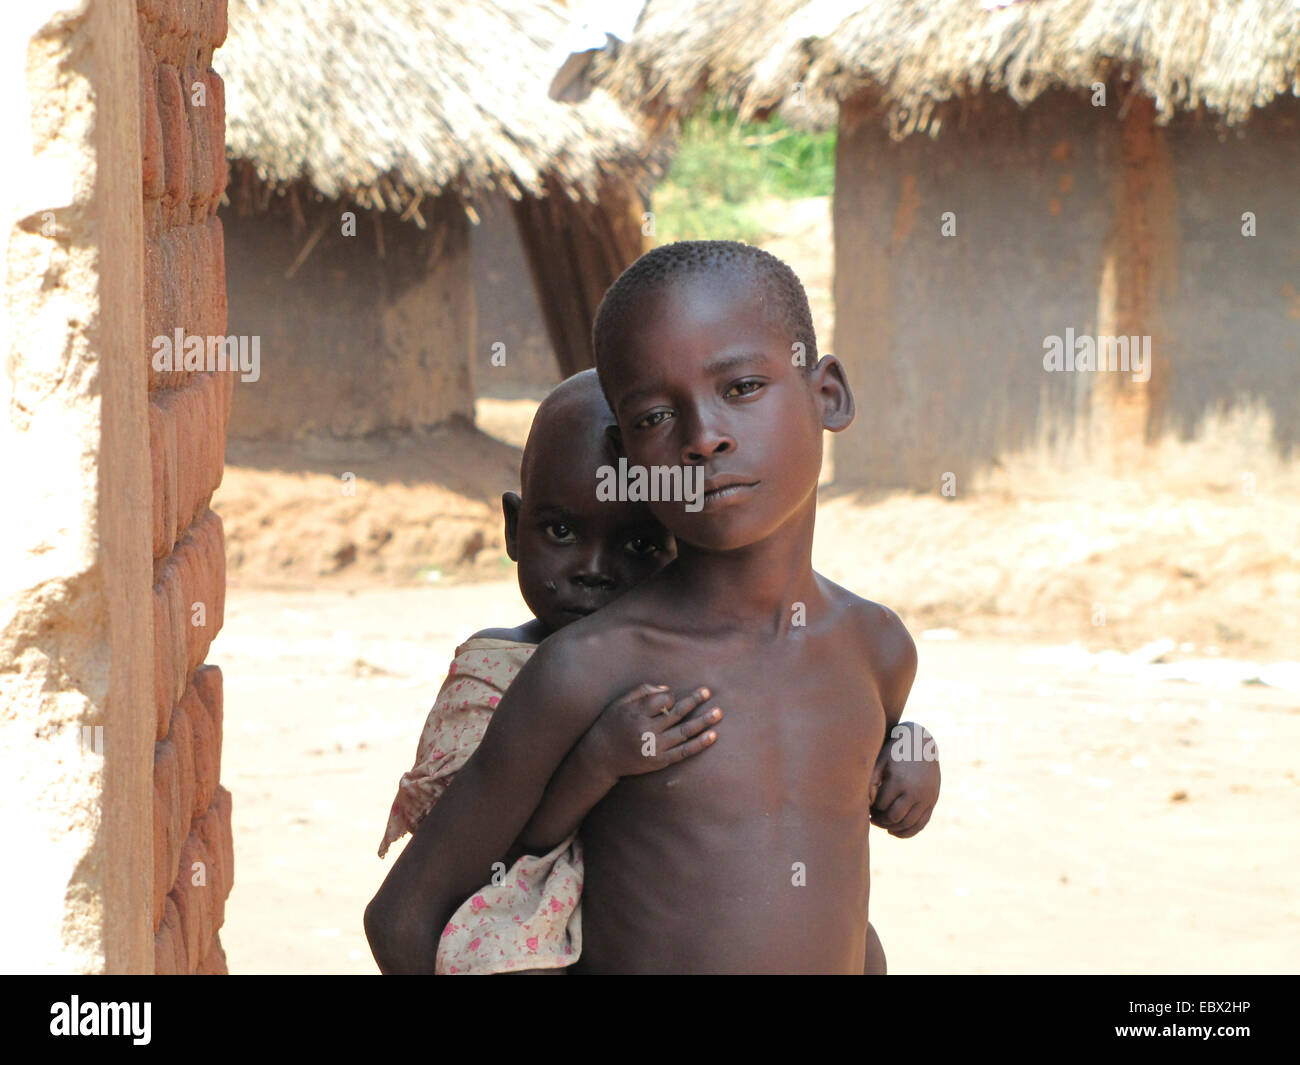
[366,241,927,974]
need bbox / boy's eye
[624,536,662,558]
[634,409,672,430]
[725,379,764,398]
[543,522,576,543]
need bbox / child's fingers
[870,781,904,820]
[612,683,675,715]
[871,792,912,827]
[657,705,723,750]
[889,806,930,837]
[658,725,719,764]
[891,807,933,838]
[649,687,711,728]
[868,762,885,807]
[889,804,931,838]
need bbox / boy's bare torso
[543,573,896,974]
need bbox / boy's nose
[680,410,735,464]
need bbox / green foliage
[652,105,836,243]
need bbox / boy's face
[504,439,674,634]
[601,274,852,551]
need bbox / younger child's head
[504,369,675,634]
[591,240,854,552]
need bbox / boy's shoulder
[492,610,645,736]
[518,601,651,693]
[532,606,639,665]
[817,575,917,703]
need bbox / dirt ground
[211,580,1299,975]
[220,394,1300,659]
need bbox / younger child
[378,370,719,973]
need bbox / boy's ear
[811,355,855,433]
[501,492,522,561]
[604,422,626,458]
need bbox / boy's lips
[702,475,759,505]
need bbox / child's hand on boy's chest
[579,683,722,785]
[603,633,885,815]
[869,721,940,838]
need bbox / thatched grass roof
[591,0,836,130]
[597,0,1300,136]
[223,0,652,211]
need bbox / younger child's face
[601,274,851,551]
[504,443,674,635]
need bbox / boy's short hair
[592,240,817,382]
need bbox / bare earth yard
[212,580,1299,975]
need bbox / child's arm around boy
[366,634,647,973]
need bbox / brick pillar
[1,0,152,972]
[140,0,236,974]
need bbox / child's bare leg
[865,922,887,975]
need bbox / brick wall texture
[140,0,234,975]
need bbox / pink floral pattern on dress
[377,637,583,974]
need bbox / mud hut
[594,0,1300,489]
[221,0,654,439]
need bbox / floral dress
[379,638,582,974]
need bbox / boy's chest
[610,631,885,820]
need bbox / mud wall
[0,0,234,974]
[832,90,1116,490]
[1,0,154,975]
[471,192,562,398]
[831,88,1300,490]
[1160,97,1300,455]
[221,190,476,439]
[3,0,233,972]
